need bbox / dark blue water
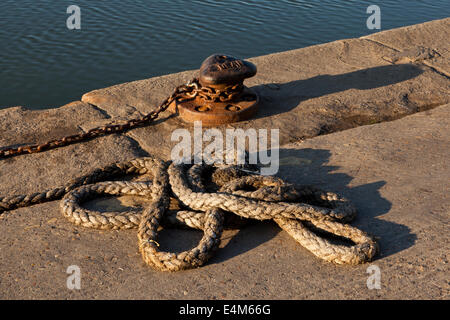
[0,0,449,109]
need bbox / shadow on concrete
[251,64,424,120]
[208,147,416,264]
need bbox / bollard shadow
[250,64,424,120]
[208,147,416,265]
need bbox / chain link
[0,78,244,159]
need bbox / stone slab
[0,101,109,147]
[0,102,146,196]
[363,18,450,76]
[81,21,450,159]
[1,103,448,299]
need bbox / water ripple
[0,0,449,109]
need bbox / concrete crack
[362,38,450,79]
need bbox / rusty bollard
[169,54,259,126]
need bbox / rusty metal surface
[199,54,257,88]
[175,54,259,125]
[170,86,259,126]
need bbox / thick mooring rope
[0,156,378,271]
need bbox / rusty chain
[195,82,244,102]
[0,78,244,160]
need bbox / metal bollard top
[199,54,257,89]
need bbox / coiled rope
[1,156,378,271]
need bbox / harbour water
[0,0,448,109]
